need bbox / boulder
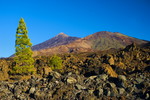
[118,75,127,82]
[136,77,144,83]
[107,82,116,89]
[98,74,108,81]
[101,64,118,78]
[29,87,36,94]
[104,54,115,65]
[50,71,61,79]
[103,88,110,96]
[117,75,127,88]
[88,89,94,95]
[67,77,77,84]
[110,88,118,96]
[118,88,125,95]
[99,88,103,96]
[43,67,52,76]
[108,56,115,65]
[75,84,86,90]
[126,86,134,93]
[88,75,97,80]
[145,93,149,99]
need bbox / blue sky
[0,0,150,57]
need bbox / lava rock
[136,77,144,83]
[67,77,77,84]
[75,84,86,90]
[118,75,127,82]
[98,74,108,81]
[118,88,125,95]
[29,87,36,94]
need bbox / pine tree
[12,18,35,75]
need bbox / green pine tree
[12,18,35,75]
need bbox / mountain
[81,31,147,50]
[33,31,148,56]
[32,33,80,51]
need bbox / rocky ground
[0,43,150,100]
[0,71,150,100]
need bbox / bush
[48,55,63,70]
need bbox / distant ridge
[82,31,147,50]
[33,31,148,56]
[32,32,80,51]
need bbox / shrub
[48,55,63,70]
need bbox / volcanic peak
[56,32,69,37]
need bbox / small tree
[48,55,62,70]
[12,18,35,74]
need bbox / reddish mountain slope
[32,33,80,51]
[84,31,147,50]
[33,31,148,56]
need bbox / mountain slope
[32,33,80,51]
[33,31,148,56]
[83,31,147,50]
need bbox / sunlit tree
[12,18,35,74]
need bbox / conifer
[13,18,35,74]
